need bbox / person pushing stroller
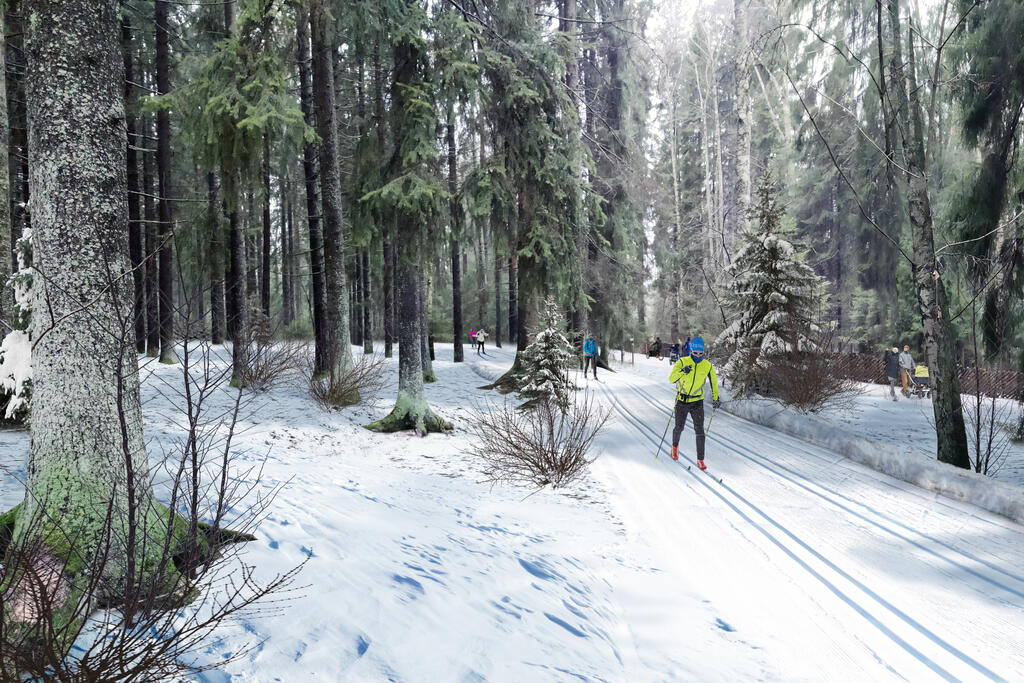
[667,336,720,470]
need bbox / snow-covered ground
[1,344,1023,681]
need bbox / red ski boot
[670,446,678,461]
[697,459,707,470]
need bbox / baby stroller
[909,365,931,399]
[669,342,681,363]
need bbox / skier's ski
[686,462,723,484]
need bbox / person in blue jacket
[583,333,598,379]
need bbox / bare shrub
[238,308,307,392]
[466,394,610,490]
[753,337,864,414]
[304,350,386,411]
[962,393,1016,476]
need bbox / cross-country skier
[475,328,488,355]
[667,336,720,469]
[583,333,598,379]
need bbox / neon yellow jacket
[669,356,720,403]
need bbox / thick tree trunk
[297,4,328,375]
[898,14,969,469]
[155,0,176,364]
[14,0,169,636]
[447,121,463,362]
[310,0,356,400]
[208,172,225,344]
[367,237,446,434]
[122,17,144,352]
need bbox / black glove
[682,365,692,374]
[712,399,721,409]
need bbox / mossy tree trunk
[366,0,447,435]
[10,0,177,635]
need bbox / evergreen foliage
[517,298,577,411]
[716,171,824,394]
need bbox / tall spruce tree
[716,172,823,395]
[365,0,448,434]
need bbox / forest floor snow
[0,344,1022,681]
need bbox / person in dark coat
[883,346,900,401]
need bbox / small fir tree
[716,171,824,395]
[517,298,577,411]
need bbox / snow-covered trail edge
[717,393,1024,525]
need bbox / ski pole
[706,404,716,436]
[655,393,679,459]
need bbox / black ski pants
[584,355,597,378]
[671,399,705,459]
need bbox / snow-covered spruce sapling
[516,298,577,411]
[715,170,824,397]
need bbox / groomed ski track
[471,346,1024,681]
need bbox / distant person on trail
[899,345,915,397]
[667,336,720,470]
[883,346,900,401]
[475,328,488,355]
[583,333,598,379]
[669,340,681,363]
[649,336,662,359]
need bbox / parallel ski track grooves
[597,382,1005,683]
[623,381,1024,597]
[713,403,1019,534]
